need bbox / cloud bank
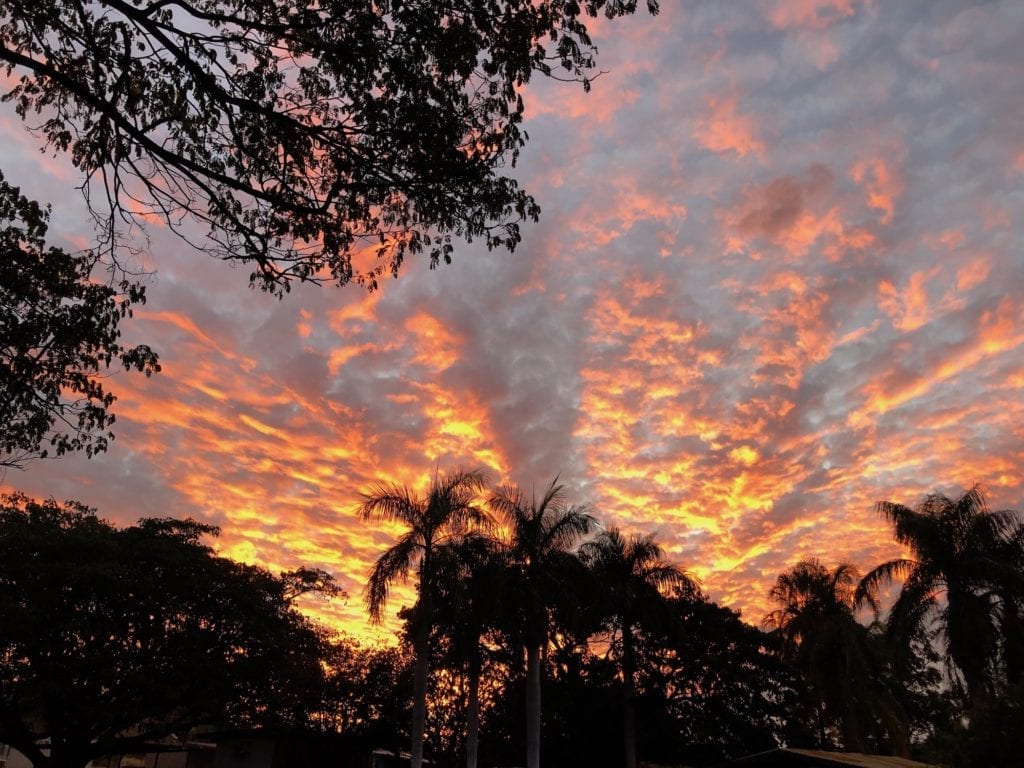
[3,0,1022,639]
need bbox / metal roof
[726,747,939,768]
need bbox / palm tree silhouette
[430,532,508,768]
[999,522,1024,686]
[861,484,1024,709]
[580,528,697,768]
[766,558,908,755]
[488,478,597,768]
[359,466,490,768]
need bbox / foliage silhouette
[319,634,414,753]
[765,558,909,755]
[1,0,658,292]
[861,484,1024,710]
[641,588,812,765]
[358,466,490,768]
[580,527,697,768]
[0,172,158,469]
[0,493,334,768]
[488,477,597,768]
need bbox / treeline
[764,484,1024,767]
[0,493,341,768]
[353,471,1024,768]
[353,470,803,768]
[1,478,1022,768]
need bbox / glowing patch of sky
[3,0,1022,641]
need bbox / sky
[2,0,1023,643]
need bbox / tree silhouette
[765,558,908,755]
[0,172,158,469]
[2,0,659,292]
[488,478,597,768]
[319,635,414,751]
[430,533,509,768]
[641,588,812,765]
[580,528,696,768]
[358,466,490,768]
[999,522,1024,687]
[0,493,333,768]
[861,484,1024,709]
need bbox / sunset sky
[3,0,1023,643]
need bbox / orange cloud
[693,94,766,159]
[850,298,1024,428]
[764,0,866,29]
[851,155,904,225]
[877,267,942,332]
[955,257,992,292]
[405,312,464,371]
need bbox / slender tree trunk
[816,703,827,748]
[839,670,865,753]
[411,615,430,768]
[526,641,542,768]
[622,623,638,768]
[880,706,910,758]
[948,587,993,711]
[1005,599,1024,686]
[466,648,482,768]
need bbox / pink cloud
[693,93,766,159]
[877,267,942,332]
[851,154,904,225]
[763,0,867,30]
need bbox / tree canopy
[580,528,697,768]
[0,493,336,768]
[0,172,158,469]
[862,484,1024,709]
[765,559,908,755]
[1,0,658,293]
[358,466,491,768]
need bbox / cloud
[693,93,767,159]
[3,0,1023,635]
[735,164,834,238]
[762,0,868,30]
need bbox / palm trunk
[622,623,638,768]
[465,648,482,768]
[1002,598,1024,686]
[839,670,866,753]
[880,706,910,758]
[411,615,430,768]
[817,704,827,749]
[947,588,993,711]
[526,641,542,768]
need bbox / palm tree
[765,558,908,755]
[580,528,697,768]
[999,522,1024,686]
[359,466,490,768]
[430,533,508,768]
[861,484,1024,709]
[488,478,597,768]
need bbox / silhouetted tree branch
[0,171,158,469]
[1,0,659,292]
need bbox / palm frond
[365,532,420,624]
[856,558,914,610]
[885,566,938,645]
[543,504,598,552]
[357,483,419,525]
[488,482,527,530]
